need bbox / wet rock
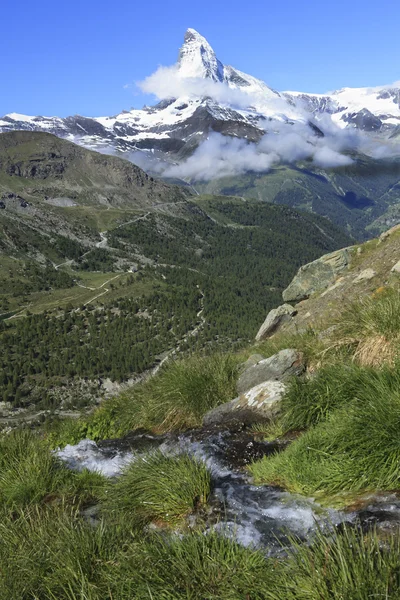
[282,248,351,302]
[237,349,304,395]
[255,304,297,341]
[203,380,286,428]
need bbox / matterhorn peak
[178,28,225,82]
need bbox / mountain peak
[183,28,206,43]
[178,28,224,82]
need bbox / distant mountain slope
[0,131,190,209]
[194,157,400,240]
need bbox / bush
[249,366,400,498]
[101,451,211,527]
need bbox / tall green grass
[279,363,379,431]
[108,530,275,599]
[0,506,122,600]
[101,451,211,527]
[0,430,104,508]
[339,287,400,340]
[2,506,400,599]
[51,352,239,446]
[250,366,400,498]
[269,525,400,600]
[255,327,325,366]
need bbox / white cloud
[165,134,278,181]
[138,65,255,109]
[164,124,357,181]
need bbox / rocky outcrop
[255,304,297,341]
[282,248,351,303]
[353,268,376,283]
[203,380,286,427]
[237,349,305,395]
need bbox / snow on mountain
[285,84,400,132]
[1,28,399,173]
[177,28,225,81]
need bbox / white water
[57,431,353,551]
[58,439,133,477]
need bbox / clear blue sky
[1,0,399,118]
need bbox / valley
[0,131,350,416]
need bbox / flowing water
[57,427,359,552]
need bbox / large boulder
[237,349,304,395]
[282,248,351,303]
[255,304,297,341]
[203,380,286,428]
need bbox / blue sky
[1,0,399,117]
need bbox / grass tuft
[337,287,400,366]
[51,352,239,446]
[107,530,274,599]
[0,429,105,509]
[101,451,211,527]
[279,362,374,431]
[249,365,400,499]
[271,525,400,600]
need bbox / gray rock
[353,268,376,283]
[237,349,305,395]
[203,380,286,428]
[255,304,297,341]
[391,260,400,274]
[282,248,351,303]
[239,354,265,371]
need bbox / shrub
[101,451,211,527]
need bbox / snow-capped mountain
[1,28,399,171]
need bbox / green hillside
[194,156,400,240]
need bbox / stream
[57,426,363,553]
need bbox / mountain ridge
[1,29,399,171]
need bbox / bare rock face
[236,349,305,395]
[391,260,400,274]
[282,248,351,303]
[255,304,297,341]
[353,268,376,283]
[203,380,286,428]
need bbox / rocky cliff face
[256,224,400,340]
